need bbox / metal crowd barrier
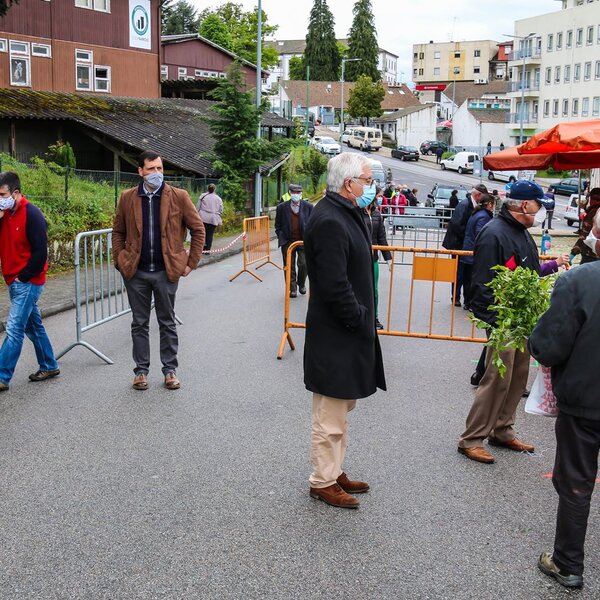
[230,216,281,282]
[277,241,557,360]
[57,228,182,365]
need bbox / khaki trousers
[458,345,530,448]
[309,393,357,488]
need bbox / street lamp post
[503,32,537,144]
[339,58,360,150]
[254,0,263,217]
[450,66,460,120]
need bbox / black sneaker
[299,286,307,295]
[538,552,583,588]
[290,291,297,298]
[375,319,384,330]
[29,368,60,382]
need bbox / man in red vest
[0,171,60,391]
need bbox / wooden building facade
[0,0,161,97]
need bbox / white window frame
[9,40,30,55]
[576,28,583,47]
[194,69,202,77]
[545,67,552,84]
[582,97,589,116]
[94,65,111,93]
[574,63,581,82]
[31,43,51,58]
[552,99,559,117]
[567,30,573,48]
[572,98,579,116]
[433,51,440,59]
[587,26,594,45]
[596,61,600,79]
[93,0,110,12]
[564,64,571,82]
[474,49,481,57]
[74,0,92,8]
[433,67,440,76]
[75,48,93,91]
[543,100,550,117]
[584,61,592,81]
[0,39,7,53]
[562,98,569,116]
[177,67,187,80]
[161,65,168,80]
[547,34,553,51]
[10,56,30,87]
[593,96,600,116]
[555,65,561,83]
[557,32,563,50]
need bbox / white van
[440,151,480,174]
[487,169,536,183]
[348,127,382,151]
[565,193,585,227]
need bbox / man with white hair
[458,180,568,464]
[529,209,600,589]
[303,153,387,509]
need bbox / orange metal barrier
[277,242,557,359]
[230,216,281,282]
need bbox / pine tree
[304,0,340,81]
[161,0,199,36]
[344,0,380,82]
[0,0,18,17]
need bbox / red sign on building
[415,84,447,91]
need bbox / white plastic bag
[525,366,558,417]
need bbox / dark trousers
[475,347,486,377]
[462,262,473,306]
[451,261,465,303]
[203,223,217,251]
[124,270,179,375]
[552,411,600,576]
[542,210,554,229]
[281,243,306,294]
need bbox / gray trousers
[124,270,179,375]
[281,243,307,294]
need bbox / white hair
[326,153,372,192]
[504,198,525,209]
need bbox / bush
[441,151,455,160]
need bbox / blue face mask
[355,182,377,209]
[290,193,301,202]
[376,196,383,207]
[144,171,164,190]
[0,195,16,211]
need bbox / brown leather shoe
[337,472,370,493]
[164,372,180,390]
[0,381,9,392]
[310,483,360,508]
[488,437,535,453]
[132,373,148,391]
[458,446,495,464]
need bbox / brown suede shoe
[132,373,148,391]
[488,437,535,453]
[458,446,495,464]
[164,372,180,390]
[336,472,370,493]
[310,483,360,508]
[0,381,9,392]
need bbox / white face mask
[533,206,546,226]
[584,230,600,253]
[0,195,16,211]
[290,194,301,202]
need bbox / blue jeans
[0,281,58,384]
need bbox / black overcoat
[303,191,386,399]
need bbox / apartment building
[508,0,600,144]
[0,0,161,97]
[412,39,502,103]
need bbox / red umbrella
[484,145,600,171]
[519,119,600,154]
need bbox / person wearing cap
[458,180,569,464]
[529,209,600,590]
[275,183,313,298]
[279,183,297,205]
[570,187,600,264]
[442,183,488,307]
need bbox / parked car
[313,136,341,155]
[419,140,448,155]
[548,177,589,196]
[440,151,480,174]
[487,169,536,182]
[565,193,585,226]
[426,185,468,208]
[341,129,354,144]
[391,145,420,161]
[368,159,386,188]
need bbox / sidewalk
[0,228,259,332]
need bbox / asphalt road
[0,242,598,599]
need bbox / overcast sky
[190,0,560,82]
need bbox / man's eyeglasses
[352,176,374,186]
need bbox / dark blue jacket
[442,197,473,250]
[274,199,313,247]
[461,208,493,264]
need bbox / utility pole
[305,65,310,145]
[339,58,360,151]
[253,0,263,217]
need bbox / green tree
[304,0,340,81]
[198,2,279,69]
[46,141,76,169]
[347,75,385,125]
[344,0,380,82]
[0,0,18,17]
[198,14,233,50]
[203,62,272,210]
[299,148,328,192]
[288,56,306,80]
[161,0,199,35]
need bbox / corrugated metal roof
[0,90,293,176]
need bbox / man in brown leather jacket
[112,151,205,391]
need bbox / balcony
[506,112,538,125]
[508,81,540,93]
[507,49,542,64]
